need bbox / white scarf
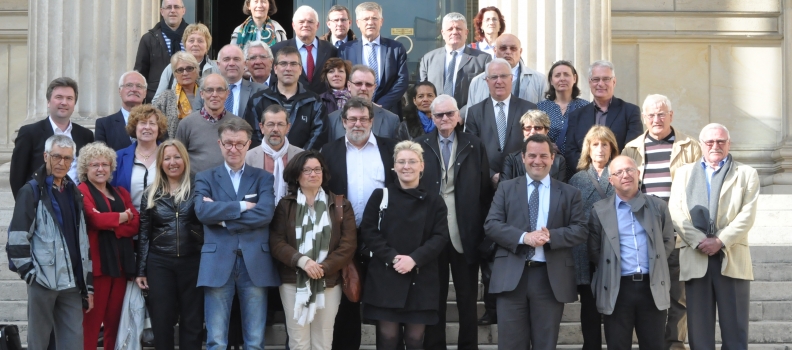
[261,138,290,203]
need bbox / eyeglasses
[202,87,229,94]
[589,76,614,84]
[221,140,250,150]
[276,61,301,68]
[395,160,421,166]
[702,139,728,147]
[247,54,271,61]
[262,122,288,129]
[349,81,375,88]
[122,83,147,90]
[161,5,184,10]
[174,66,197,74]
[522,125,546,132]
[610,168,637,178]
[344,117,371,125]
[644,112,667,120]
[486,73,513,81]
[432,111,457,119]
[329,18,349,23]
[88,163,111,170]
[48,154,74,164]
[302,167,323,175]
[497,45,519,52]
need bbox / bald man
[209,44,266,118]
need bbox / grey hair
[642,94,673,113]
[443,12,467,27]
[699,123,731,142]
[199,73,229,90]
[118,71,147,89]
[244,41,273,60]
[430,94,458,114]
[44,134,77,158]
[293,5,319,22]
[326,5,351,21]
[588,60,616,78]
[485,57,511,75]
[355,2,382,18]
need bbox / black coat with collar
[270,38,338,95]
[10,118,94,199]
[95,110,131,151]
[320,135,398,197]
[134,23,175,102]
[416,130,494,264]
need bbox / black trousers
[146,252,205,350]
[424,244,479,350]
[480,259,496,315]
[603,275,666,350]
[578,283,602,350]
[686,254,749,350]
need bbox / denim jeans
[205,255,269,350]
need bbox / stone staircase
[1,159,792,348]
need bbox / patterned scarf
[418,110,436,133]
[332,89,352,111]
[293,188,332,325]
[174,83,196,120]
[236,17,278,47]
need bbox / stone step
[754,263,792,281]
[0,300,26,322]
[0,280,27,301]
[751,246,792,263]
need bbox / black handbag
[0,325,22,350]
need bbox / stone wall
[0,0,28,162]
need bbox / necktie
[526,180,540,260]
[225,84,236,115]
[444,51,457,96]
[305,44,315,82]
[367,42,379,85]
[335,40,342,48]
[442,139,451,171]
[496,101,507,150]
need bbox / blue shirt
[615,194,650,275]
[701,157,727,198]
[538,98,590,154]
[224,162,248,214]
[298,37,319,76]
[518,174,551,262]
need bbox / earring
[419,171,424,179]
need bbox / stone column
[477,0,611,98]
[768,0,792,192]
[25,0,159,125]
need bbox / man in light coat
[588,155,675,350]
[669,123,759,350]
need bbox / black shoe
[478,311,497,325]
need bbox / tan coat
[621,128,702,180]
[669,160,759,281]
[244,145,304,170]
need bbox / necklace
[136,149,155,162]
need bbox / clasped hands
[697,236,723,256]
[523,227,550,247]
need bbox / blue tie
[367,43,379,85]
[335,40,342,48]
[225,84,236,114]
[526,180,540,260]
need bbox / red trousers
[83,275,127,350]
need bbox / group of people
[5,1,758,350]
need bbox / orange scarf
[175,84,197,119]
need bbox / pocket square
[245,194,257,199]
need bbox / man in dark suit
[320,5,356,48]
[134,0,187,102]
[338,2,408,115]
[564,60,643,175]
[484,133,587,350]
[320,97,397,350]
[420,12,491,111]
[416,95,494,350]
[10,77,94,199]
[95,71,147,151]
[325,65,400,142]
[465,58,538,187]
[210,44,265,118]
[270,5,338,95]
[194,117,280,349]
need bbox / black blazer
[270,38,338,95]
[320,135,398,197]
[563,96,643,174]
[416,130,494,264]
[338,37,409,115]
[464,96,538,178]
[95,110,132,151]
[10,118,94,198]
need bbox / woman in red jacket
[77,142,140,350]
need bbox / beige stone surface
[612,43,639,105]
[612,0,674,11]
[675,0,781,12]
[613,15,779,34]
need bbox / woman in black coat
[500,109,567,182]
[360,140,449,350]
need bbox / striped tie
[367,42,379,85]
[225,84,236,115]
[496,101,507,149]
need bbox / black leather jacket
[136,187,203,276]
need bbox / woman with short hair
[319,58,353,115]
[154,23,219,99]
[231,0,287,51]
[500,110,567,182]
[152,52,201,138]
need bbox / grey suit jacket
[467,61,547,107]
[197,80,265,118]
[325,106,400,143]
[484,176,587,302]
[588,191,675,315]
[419,46,491,109]
[464,96,538,177]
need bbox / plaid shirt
[200,107,226,123]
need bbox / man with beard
[325,65,399,141]
[245,104,304,204]
[134,0,187,102]
[95,71,148,151]
[245,41,274,87]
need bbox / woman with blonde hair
[567,125,619,349]
[152,52,202,138]
[135,139,205,350]
[154,23,219,99]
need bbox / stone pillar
[25,0,159,125]
[768,0,792,192]
[477,0,611,98]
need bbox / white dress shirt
[362,36,383,79]
[518,173,551,262]
[491,95,512,119]
[49,116,79,183]
[346,132,385,226]
[445,46,465,87]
